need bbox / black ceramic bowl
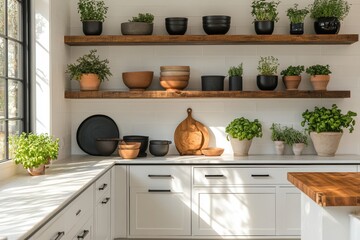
[201,75,225,91]
[123,135,149,157]
[203,24,230,35]
[257,75,278,90]
[203,15,231,21]
[166,17,188,23]
[203,19,231,24]
[95,138,120,156]
[166,23,187,35]
[149,140,172,157]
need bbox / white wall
[66,0,360,155]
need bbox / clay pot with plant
[305,64,331,90]
[66,49,112,91]
[283,127,308,156]
[270,123,287,155]
[257,56,279,90]
[121,13,155,35]
[280,65,304,90]
[9,133,60,176]
[251,0,280,35]
[77,0,108,35]
[310,0,350,34]
[301,104,357,156]
[286,4,309,34]
[226,117,262,156]
[228,63,243,91]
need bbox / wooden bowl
[160,76,189,81]
[118,148,140,159]
[122,71,154,91]
[119,141,141,150]
[160,66,190,72]
[201,147,224,156]
[160,71,190,77]
[160,80,189,91]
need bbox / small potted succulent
[251,0,280,35]
[121,13,155,35]
[280,65,305,90]
[257,56,279,90]
[66,49,112,91]
[226,117,262,156]
[77,0,108,35]
[301,104,357,156]
[270,123,287,155]
[286,4,309,34]
[283,127,308,156]
[9,132,60,176]
[310,0,350,34]
[305,64,331,90]
[228,63,243,91]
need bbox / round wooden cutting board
[174,108,209,155]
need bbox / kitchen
[1,0,360,239]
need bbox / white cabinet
[129,165,191,236]
[94,170,111,240]
[70,216,93,240]
[113,165,127,238]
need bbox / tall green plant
[310,0,350,20]
[287,4,309,23]
[78,0,108,22]
[251,0,280,22]
[226,117,263,141]
[257,56,279,75]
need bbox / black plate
[76,115,120,156]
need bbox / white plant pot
[310,132,343,157]
[292,143,305,156]
[274,141,285,155]
[230,136,252,156]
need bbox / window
[0,0,29,161]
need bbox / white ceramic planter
[274,141,285,155]
[310,132,343,157]
[230,136,252,156]
[292,143,305,156]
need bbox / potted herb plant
[9,132,60,176]
[283,127,308,155]
[251,0,280,35]
[77,0,108,35]
[257,56,279,90]
[228,63,243,91]
[121,13,155,35]
[66,49,112,91]
[301,104,357,156]
[310,0,350,34]
[305,64,331,90]
[280,65,305,90]
[270,123,287,155]
[286,4,309,35]
[225,117,262,156]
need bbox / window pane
[8,120,21,159]
[0,37,4,77]
[0,120,4,160]
[8,40,22,79]
[0,78,4,119]
[8,0,21,40]
[0,0,4,34]
[8,80,21,118]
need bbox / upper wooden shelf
[64,34,358,46]
[64,90,350,99]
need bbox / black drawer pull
[75,209,81,216]
[148,189,171,192]
[148,174,172,178]
[98,183,108,190]
[205,174,225,178]
[101,197,110,204]
[251,174,270,177]
[54,231,65,240]
[77,230,89,239]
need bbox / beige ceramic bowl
[118,148,140,159]
[201,147,224,156]
[160,80,189,91]
[122,71,154,91]
[160,66,190,72]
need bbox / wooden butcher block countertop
[287,172,360,207]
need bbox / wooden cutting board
[174,108,209,155]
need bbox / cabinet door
[71,217,93,240]
[129,188,191,236]
[276,186,301,236]
[30,217,66,240]
[95,190,111,240]
[192,187,276,236]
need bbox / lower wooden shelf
[64,90,350,99]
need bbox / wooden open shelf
[64,34,358,46]
[64,90,350,99]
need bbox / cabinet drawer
[130,166,190,191]
[95,170,111,200]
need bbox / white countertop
[1,154,360,239]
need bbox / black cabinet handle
[148,189,171,192]
[75,209,81,216]
[54,231,65,240]
[205,174,225,178]
[251,174,270,177]
[148,174,172,178]
[101,197,110,204]
[77,230,89,239]
[98,183,108,190]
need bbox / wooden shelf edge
[64,34,359,46]
[64,90,351,99]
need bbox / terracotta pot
[229,136,252,156]
[310,132,343,157]
[80,73,101,91]
[292,143,305,156]
[27,164,45,176]
[274,141,285,155]
[283,76,301,90]
[310,75,330,91]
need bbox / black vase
[229,76,243,91]
[314,17,340,34]
[257,75,278,91]
[82,21,102,35]
[290,23,304,35]
[254,21,274,35]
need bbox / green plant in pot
[270,123,288,155]
[9,132,60,176]
[77,0,108,35]
[121,13,155,35]
[305,64,331,91]
[283,127,308,155]
[280,65,304,90]
[228,63,243,91]
[66,49,112,91]
[286,4,309,35]
[257,56,279,91]
[226,117,262,156]
[310,0,350,34]
[251,0,280,35]
[301,104,357,156]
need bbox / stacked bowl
[202,15,231,35]
[118,141,141,159]
[165,17,188,35]
[160,66,190,91]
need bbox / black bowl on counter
[95,138,121,156]
[201,75,225,91]
[123,135,149,157]
[149,140,172,157]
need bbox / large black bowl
[166,23,187,35]
[203,24,230,35]
[149,140,172,157]
[96,138,120,156]
[257,75,278,90]
[166,17,188,23]
[203,19,231,24]
[123,135,149,157]
[203,15,231,21]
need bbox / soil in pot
[290,23,304,35]
[201,75,225,91]
[310,75,330,91]
[283,76,301,90]
[121,22,153,35]
[79,73,101,91]
[257,75,278,91]
[82,21,102,35]
[229,76,243,91]
[310,132,342,157]
[254,21,274,35]
[314,17,340,34]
